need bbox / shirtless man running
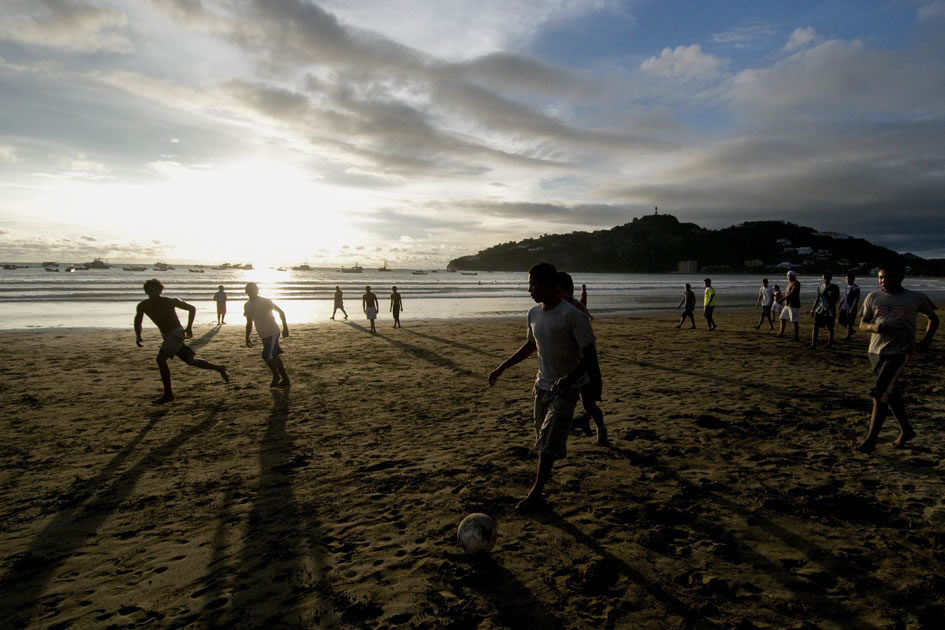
[134,278,229,404]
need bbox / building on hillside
[677,260,698,273]
[744,259,764,269]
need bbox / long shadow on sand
[188,325,222,351]
[599,444,882,626]
[342,321,477,377]
[0,404,221,626]
[401,328,499,359]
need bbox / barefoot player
[134,278,229,404]
[244,282,290,388]
[489,262,596,512]
[855,261,937,453]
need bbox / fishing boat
[291,264,313,271]
[340,263,363,273]
[461,272,478,275]
[153,262,175,271]
[3,264,17,270]
[122,265,148,271]
[188,268,205,273]
[44,265,59,272]
[378,260,392,272]
[411,270,428,276]
[86,258,110,269]
[65,265,76,273]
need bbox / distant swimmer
[754,278,774,330]
[213,285,227,325]
[362,285,379,333]
[703,278,717,330]
[855,261,938,453]
[389,286,404,328]
[134,278,228,405]
[489,263,596,512]
[777,271,801,341]
[244,282,290,388]
[676,283,696,329]
[331,285,348,320]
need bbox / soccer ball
[457,513,497,554]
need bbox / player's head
[218,285,224,290]
[762,278,768,286]
[556,271,574,299]
[846,272,856,284]
[704,278,711,286]
[143,278,163,296]
[528,262,558,303]
[685,283,691,290]
[392,286,397,292]
[244,282,259,297]
[822,271,832,282]
[878,261,905,293]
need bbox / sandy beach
[1,310,944,629]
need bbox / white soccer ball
[457,513,497,554]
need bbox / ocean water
[2,264,944,330]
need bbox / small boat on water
[411,270,428,276]
[42,261,58,267]
[123,265,148,271]
[65,265,76,273]
[153,262,175,271]
[378,260,392,272]
[44,265,59,272]
[291,264,313,271]
[461,272,478,275]
[340,263,363,273]
[86,258,110,269]
[3,264,17,270]
[188,268,205,273]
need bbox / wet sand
[1,310,944,628]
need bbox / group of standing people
[332,286,404,332]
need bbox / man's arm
[175,300,196,337]
[756,291,762,308]
[245,315,254,346]
[134,305,144,347]
[677,296,685,309]
[274,303,289,337]
[488,340,536,387]
[550,343,593,395]
[917,308,939,353]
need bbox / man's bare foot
[152,394,174,405]
[891,429,916,448]
[276,379,291,388]
[854,440,876,454]
[330,316,334,320]
[514,495,547,513]
[596,424,608,445]
[219,367,229,383]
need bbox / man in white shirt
[754,278,774,330]
[244,282,290,388]
[489,263,596,511]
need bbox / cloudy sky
[1,0,943,266]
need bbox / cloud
[0,146,19,163]
[0,229,167,261]
[783,27,817,53]
[640,45,724,81]
[710,21,776,48]
[0,0,134,53]
[918,2,945,21]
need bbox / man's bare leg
[516,452,554,512]
[810,325,819,349]
[272,356,290,387]
[792,322,800,341]
[777,320,786,337]
[185,357,229,383]
[888,391,915,448]
[825,326,834,348]
[154,354,174,404]
[856,399,888,453]
[585,400,608,445]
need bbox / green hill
[447,214,945,275]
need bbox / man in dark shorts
[703,278,717,330]
[244,282,290,388]
[838,272,860,340]
[676,283,696,329]
[557,271,607,445]
[809,271,840,349]
[389,286,404,328]
[331,286,348,320]
[489,262,596,512]
[855,261,938,453]
[134,278,229,405]
[754,278,774,330]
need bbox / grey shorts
[160,328,195,361]
[533,386,579,459]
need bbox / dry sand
[1,310,944,629]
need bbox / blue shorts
[261,335,284,361]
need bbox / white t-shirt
[759,285,774,307]
[526,300,595,390]
[861,288,936,355]
[244,297,281,338]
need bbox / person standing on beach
[777,271,801,340]
[390,286,404,328]
[771,284,784,319]
[855,261,938,453]
[676,283,696,329]
[363,286,379,333]
[331,286,348,320]
[703,278,717,330]
[838,273,860,341]
[809,271,840,350]
[489,262,596,511]
[580,284,588,308]
[213,285,227,325]
[754,278,774,330]
[557,271,607,445]
[134,278,229,405]
[244,282,290,388]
